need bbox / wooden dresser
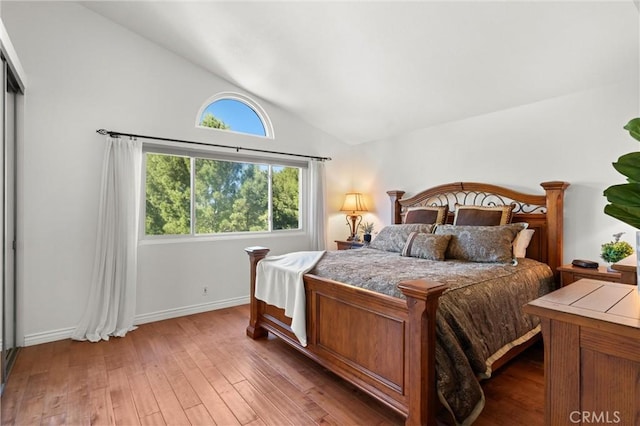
[524,279,640,425]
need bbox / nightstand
[557,263,624,287]
[557,254,638,287]
[335,240,365,250]
[610,253,637,285]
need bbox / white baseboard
[22,296,250,347]
[24,326,76,347]
[133,296,250,325]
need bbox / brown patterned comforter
[309,248,554,425]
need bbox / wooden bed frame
[245,181,569,425]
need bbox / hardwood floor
[1,305,544,425]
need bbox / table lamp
[340,192,368,241]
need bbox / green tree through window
[194,160,269,233]
[272,166,300,230]
[198,98,267,137]
[200,113,230,130]
[145,154,191,235]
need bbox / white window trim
[195,91,275,139]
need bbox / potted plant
[600,232,633,269]
[603,118,640,289]
[604,118,640,228]
[360,221,375,243]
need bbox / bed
[244,181,569,425]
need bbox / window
[144,151,301,236]
[145,92,291,237]
[196,92,273,138]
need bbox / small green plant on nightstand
[360,221,375,243]
[600,232,634,264]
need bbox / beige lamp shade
[340,192,368,213]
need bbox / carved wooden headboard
[387,181,570,278]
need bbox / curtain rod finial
[96,129,108,135]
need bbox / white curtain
[72,136,142,342]
[309,160,326,250]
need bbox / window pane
[272,166,300,230]
[195,159,268,233]
[145,153,191,235]
[199,99,266,137]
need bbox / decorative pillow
[401,232,452,261]
[434,223,527,264]
[404,206,449,225]
[453,204,515,226]
[369,223,435,253]
[513,228,535,258]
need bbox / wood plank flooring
[1,305,544,425]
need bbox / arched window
[196,92,273,138]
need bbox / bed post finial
[387,190,405,224]
[540,181,570,282]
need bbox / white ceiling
[81,1,638,145]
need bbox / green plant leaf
[613,152,640,181]
[603,183,640,206]
[604,203,640,228]
[603,118,640,229]
[624,118,640,142]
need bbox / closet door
[1,58,18,393]
[0,57,5,394]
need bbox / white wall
[337,0,640,264]
[2,1,348,345]
[352,79,639,264]
[324,4,640,259]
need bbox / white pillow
[513,229,535,258]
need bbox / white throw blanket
[254,250,326,346]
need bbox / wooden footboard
[245,247,448,425]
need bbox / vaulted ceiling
[81,1,638,145]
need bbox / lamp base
[345,214,362,243]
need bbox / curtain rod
[95,129,331,161]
